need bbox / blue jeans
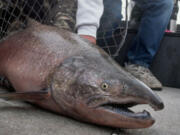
[98,0,122,38]
[128,0,174,67]
[101,0,173,67]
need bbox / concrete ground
[0,87,179,135]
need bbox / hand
[79,35,96,45]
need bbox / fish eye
[101,82,109,90]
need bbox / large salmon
[0,20,164,129]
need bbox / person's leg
[129,3,143,29]
[126,0,173,90]
[98,0,122,34]
[127,0,173,67]
[97,0,122,54]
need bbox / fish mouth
[100,102,152,120]
[93,100,158,128]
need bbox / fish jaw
[72,101,155,129]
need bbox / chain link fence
[97,0,128,58]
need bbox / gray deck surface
[0,87,179,135]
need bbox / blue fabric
[127,0,174,67]
[100,0,173,67]
[99,0,122,37]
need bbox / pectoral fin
[0,89,50,101]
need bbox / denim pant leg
[127,0,173,67]
[98,0,122,37]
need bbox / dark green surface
[0,87,179,135]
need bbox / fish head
[50,49,164,129]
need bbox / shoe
[125,63,162,90]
